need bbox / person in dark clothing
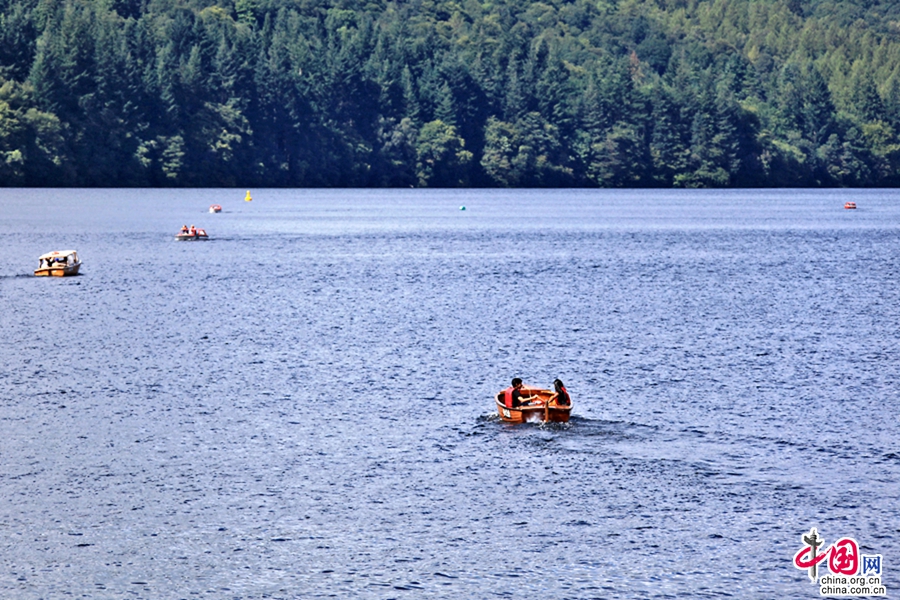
[502,378,538,408]
[551,379,571,406]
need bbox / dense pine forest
[2,0,900,186]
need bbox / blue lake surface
[0,188,898,599]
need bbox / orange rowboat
[495,387,572,423]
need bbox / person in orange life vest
[189,224,197,235]
[550,379,570,406]
[181,225,189,234]
[502,378,539,408]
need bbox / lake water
[1,188,898,599]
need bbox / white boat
[35,250,81,276]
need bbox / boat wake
[477,412,502,424]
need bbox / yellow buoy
[245,190,252,202]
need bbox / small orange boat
[495,387,572,423]
[209,204,222,213]
[175,228,209,241]
[844,202,857,209]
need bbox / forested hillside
[2,0,900,187]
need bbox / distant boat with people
[209,204,222,213]
[175,225,209,241]
[844,202,857,209]
[35,250,81,276]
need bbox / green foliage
[0,79,68,184]
[482,113,571,186]
[415,119,472,186]
[2,0,900,186]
